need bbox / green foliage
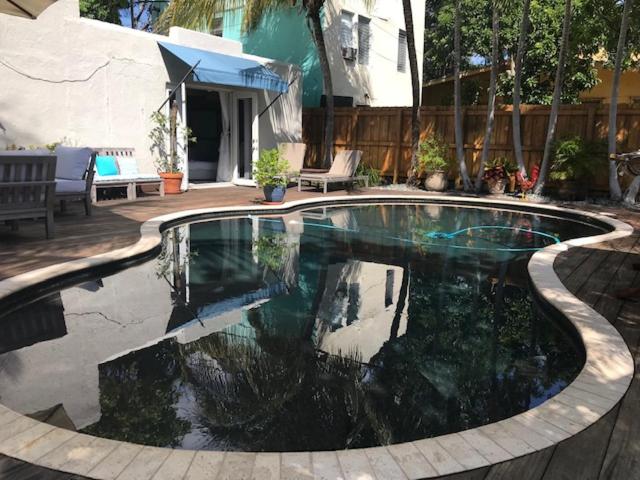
[550,136,607,181]
[255,233,289,272]
[148,111,195,173]
[79,0,127,24]
[254,148,290,187]
[356,163,382,186]
[418,135,450,172]
[483,157,516,181]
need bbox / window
[210,16,223,37]
[397,29,407,72]
[357,16,371,65]
[340,10,357,61]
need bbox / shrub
[254,148,290,188]
[418,135,450,173]
[356,163,382,186]
[550,137,606,182]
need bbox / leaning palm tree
[403,0,422,186]
[512,0,532,179]
[156,0,364,170]
[534,0,572,196]
[608,0,634,201]
[453,0,472,191]
[474,0,501,192]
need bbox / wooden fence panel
[302,104,640,191]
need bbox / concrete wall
[0,0,302,177]
[223,0,425,108]
[580,67,640,104]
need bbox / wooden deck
[0,187,638,480]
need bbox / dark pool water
[0,204,606,452]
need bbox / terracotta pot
[486,177,507,194]
[424,171,448,191]
[159,172,183,195]
[508,174,517,193]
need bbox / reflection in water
[0,205,600,451]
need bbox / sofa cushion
[0,149,51,156]
[117,157,139,177]
[96,155,119,176]
[55,179,86,194]
[55,146,93,180]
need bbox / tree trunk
[608,0,634,201]
[534,0,572,196]
[454,0,472,191]
[129,1,136,29]
[624,175,640,204]
[475,1,500,192]
[403,0,422,186]
[512,0,531,178]
[307,9,334,169]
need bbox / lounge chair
[278,142,306,179]
[54,146,96,216]
[0,152,56,238]
[297,150,368,194]
[92,148,164,202]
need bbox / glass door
[232,92,259,186]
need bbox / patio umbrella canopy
[0,0,57,18]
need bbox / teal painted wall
[223,8,323,107]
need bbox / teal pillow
[95,155,118,176]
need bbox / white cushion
[117,157,139,176]
[94,174,161,184]
[55,146,92,180]
[55,179,86,193]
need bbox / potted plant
[149,109,195,195]
[482,157,514,194]
[550,137,605,200]
[418,135,450,191]
[254,148,290,204]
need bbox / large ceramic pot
[159,172,183,195]
[486,177,507,194]
[424,171,448,191]
[263,185,286,204]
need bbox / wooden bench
[0,154,57,238]
[92,148,164,203]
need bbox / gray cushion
[55,146,92,180]
[55,179,86,194]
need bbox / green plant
[418,135,450,173]
[149,111,195,174]
[550,137,606,181]
[356,163,382,186]
[483,157,516,181]
[254,148,290,188]
[254,233,289,273]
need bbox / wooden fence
[302,104,640,191]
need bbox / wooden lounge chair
[297,150,368,194]
[92,148,164,203]
[54,146,96,216]
[0,152,56,238]
[278,142,306,179]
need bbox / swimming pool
[0,202,609,453]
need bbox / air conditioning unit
[342,47,357,61]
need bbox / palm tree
[608,0,634,202]
[534,0,572,196]
[156,0,358,170]
[403,0,421,186]
[474,0,501,192]
[512,0,531,180]
[453,0,472,191]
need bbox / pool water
[0,204,605,452]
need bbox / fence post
[393,108,403,183]
[350,109,359,150]
[585,104,597,141]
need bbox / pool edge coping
[0,194,634,480]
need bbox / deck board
[0,189,638,480]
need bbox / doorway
[233,93,258,186]
[186,89,223,182]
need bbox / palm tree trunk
[403,0,422,186]
[534,0,572,196]
[475,1,500,192]
[624,176,640,204]
[454,0,472,191]
[307,8,334,169]
[608,0,634,201]
[512,0,531,179]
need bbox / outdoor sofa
[92,148,164,202]
[53,146,96,216]
[297,150,368,193]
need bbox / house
[422,64,640,106]
[0,0,302,189]
[219,0,426,108]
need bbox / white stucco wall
[324,0,425,107]
[0,0,302,176]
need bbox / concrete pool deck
[0,188,638,480]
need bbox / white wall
[0,0,302,176]
[323,0,425,107]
